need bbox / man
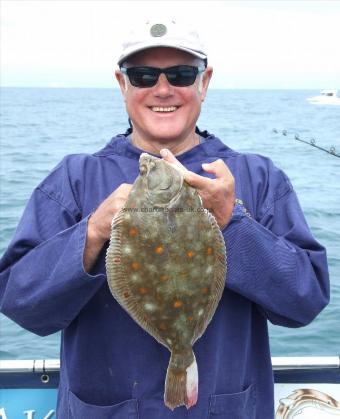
[0,19,329,418]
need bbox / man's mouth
[150,106,179,113]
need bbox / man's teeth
[151,106,178,112]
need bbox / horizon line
[0,85,331,91]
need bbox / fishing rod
[272,129,340,158]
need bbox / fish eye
[139,164,147,175]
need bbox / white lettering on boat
[0,409,55,419]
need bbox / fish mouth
[139,154,184,208]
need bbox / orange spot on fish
[131,262,141,270]
[173,300,183,308]
[187,251,195,258]
[160,275,168,281]
[139,287,148,294]
[123,292,130,298]
[155,245,164,254]
[129,227,138,237]
[206,247,213,255]
[201,287,209,294]
[159,322,167,331]
[187,316,194,322]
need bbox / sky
[1,0,340,89]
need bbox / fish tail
[164,350,198,411]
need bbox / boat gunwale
[0,357,339,373]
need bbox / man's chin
[147,130,185,143]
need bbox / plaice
[106,153,226,410]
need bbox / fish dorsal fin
[191,210,226,343]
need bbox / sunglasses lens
[125,66,201,88]
[166,66,198,86]
[128,68,159,87]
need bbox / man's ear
[200,66,213,102]
[115,69,128,99]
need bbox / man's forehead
[125,47,199,66]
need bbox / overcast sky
[1,0,340,89]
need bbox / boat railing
[1,356,339,373]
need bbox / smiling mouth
[150,106,179,113]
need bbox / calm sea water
[0,87,339,360]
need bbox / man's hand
[83,183,133,272]
[160,149,235,229]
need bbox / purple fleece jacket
[0,130,329,418]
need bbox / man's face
[115,47,212,143]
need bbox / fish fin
[106,210,169,348]
[192,210,226,343]
[106,210,126,306]
[164,350,198,411]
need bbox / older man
[0,19,329,419]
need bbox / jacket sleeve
[223,163,329,328]
[0,165,106,337]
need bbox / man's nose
[153,73,173,96]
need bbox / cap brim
[117,43,207,66]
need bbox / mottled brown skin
[106,153,226,409]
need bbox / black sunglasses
[120,65,206,88]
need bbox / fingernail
[160,149,168,157]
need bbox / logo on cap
[150,24,167,37]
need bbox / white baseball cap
[117,19,207,66]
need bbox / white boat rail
[1,356,339,373]
[272,356,340,370]
[0,359,60,373]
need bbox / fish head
[139,153,184,207]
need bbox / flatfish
[106,153,226,410]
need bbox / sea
[0,87,339,360]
